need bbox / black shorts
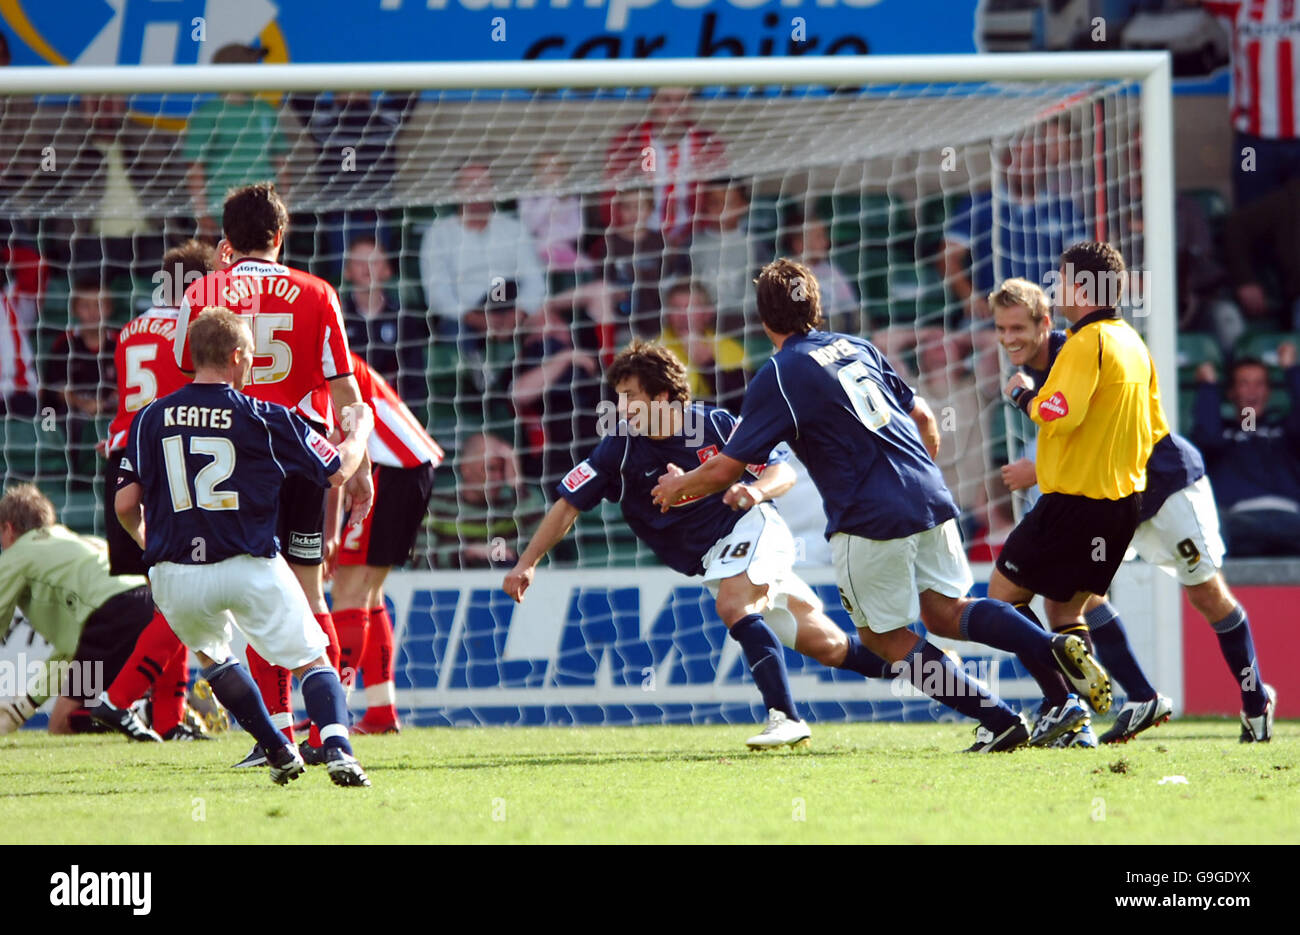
[69,585,155,703]
[277,471,329,566]
[103,453,149,576]
[339,462,436,568]
[996,492,1141,603]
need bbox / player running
[993,277,1275,744]
[505,341,899,750]
[118,310,376,786]
[653,259,1114,752]
[330,353,444,737]
[175,182,372,764]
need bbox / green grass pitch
[2,719,1296,844]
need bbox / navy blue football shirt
[723,330,958,541]
[1024,329,1204,521]
[120,382,342,566]
[557,403,788,576]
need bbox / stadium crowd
[0,48,1298,572]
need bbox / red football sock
[107,610,184,709]
[334,607,370,686]
[246,647,293,741]
[152,648,189,735]
[361,604,397,723]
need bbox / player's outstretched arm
[115,482,147,550]
[909,397,941,458]
[504,499,582,602]
[652,454,746,512]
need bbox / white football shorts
[149,553,328,669]
[701,502,822,648]
[1129,475,1225,586]
[831,518,973,633]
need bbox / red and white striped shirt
[1207,0,1300,138]
[0,289,34,398]
[349,353,443,469]
[604,121,726,241]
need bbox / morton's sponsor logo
[697,445,718,463]
[307,432,338,465]
[1038,392,1069,421]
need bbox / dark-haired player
[654,258,1113,752]
[992,276,1274,744]
[993,242,1155,745]
[118,310,375,786]
[174,182,372,764]
[90,240,215,741]
[505,340,896,750]
[331,353,443,737]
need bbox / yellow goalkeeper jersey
[1029,310,1160,500]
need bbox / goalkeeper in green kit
[0,484,190,739]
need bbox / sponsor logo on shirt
[697,445,719,463]
[306,430,339,465]
[287,531,323,560]
[562,461,596,492]
[1039,392,1069,421]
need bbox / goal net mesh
[0,72,1150,725]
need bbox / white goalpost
[0,53,1182,724]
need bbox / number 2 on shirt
[838,361,891,432]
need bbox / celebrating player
[993,242,1156,746]
[993,276,1275,743]
[653,258,1114,752]
[331,353,444,737]
[175,182,372,764]
[118,310,376,786]
[505,340,897,750]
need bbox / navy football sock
[300,665,354,754]
[729,614,799,720]
[901,639,1019,732]
[202,659,289,753]
[1086,601,1156,701]
[1212,606,1268,717]
[838,634,891,679]
[960,599,1070,706]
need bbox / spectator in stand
[659,279,748,410]
[184,43,289,240]
[286,89,417,279]
[340,236,427,405]
[594,187,680,339]
[783,210,859,335]
[604,86,726,246]
[519,151,593,288]
[0,283,37,418]
[1223,176,1300,332]
[418,162,546,335]
[689,178,767,335]
[1178,191,1244,352]
[43,277,118,454]
[57,94,177,283]
[1203,1,1300,206]
[1192,346,1300,557]
[426,432,549,570]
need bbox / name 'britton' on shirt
[220,275,302,305]
[163,405,233,429]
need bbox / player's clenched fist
[723,482,763,511]
[651,463,685,512]
[1003,371,1034,402]
[1000,457,1037,492]
[503,564,534,603]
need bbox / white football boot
[746,708,811,750]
